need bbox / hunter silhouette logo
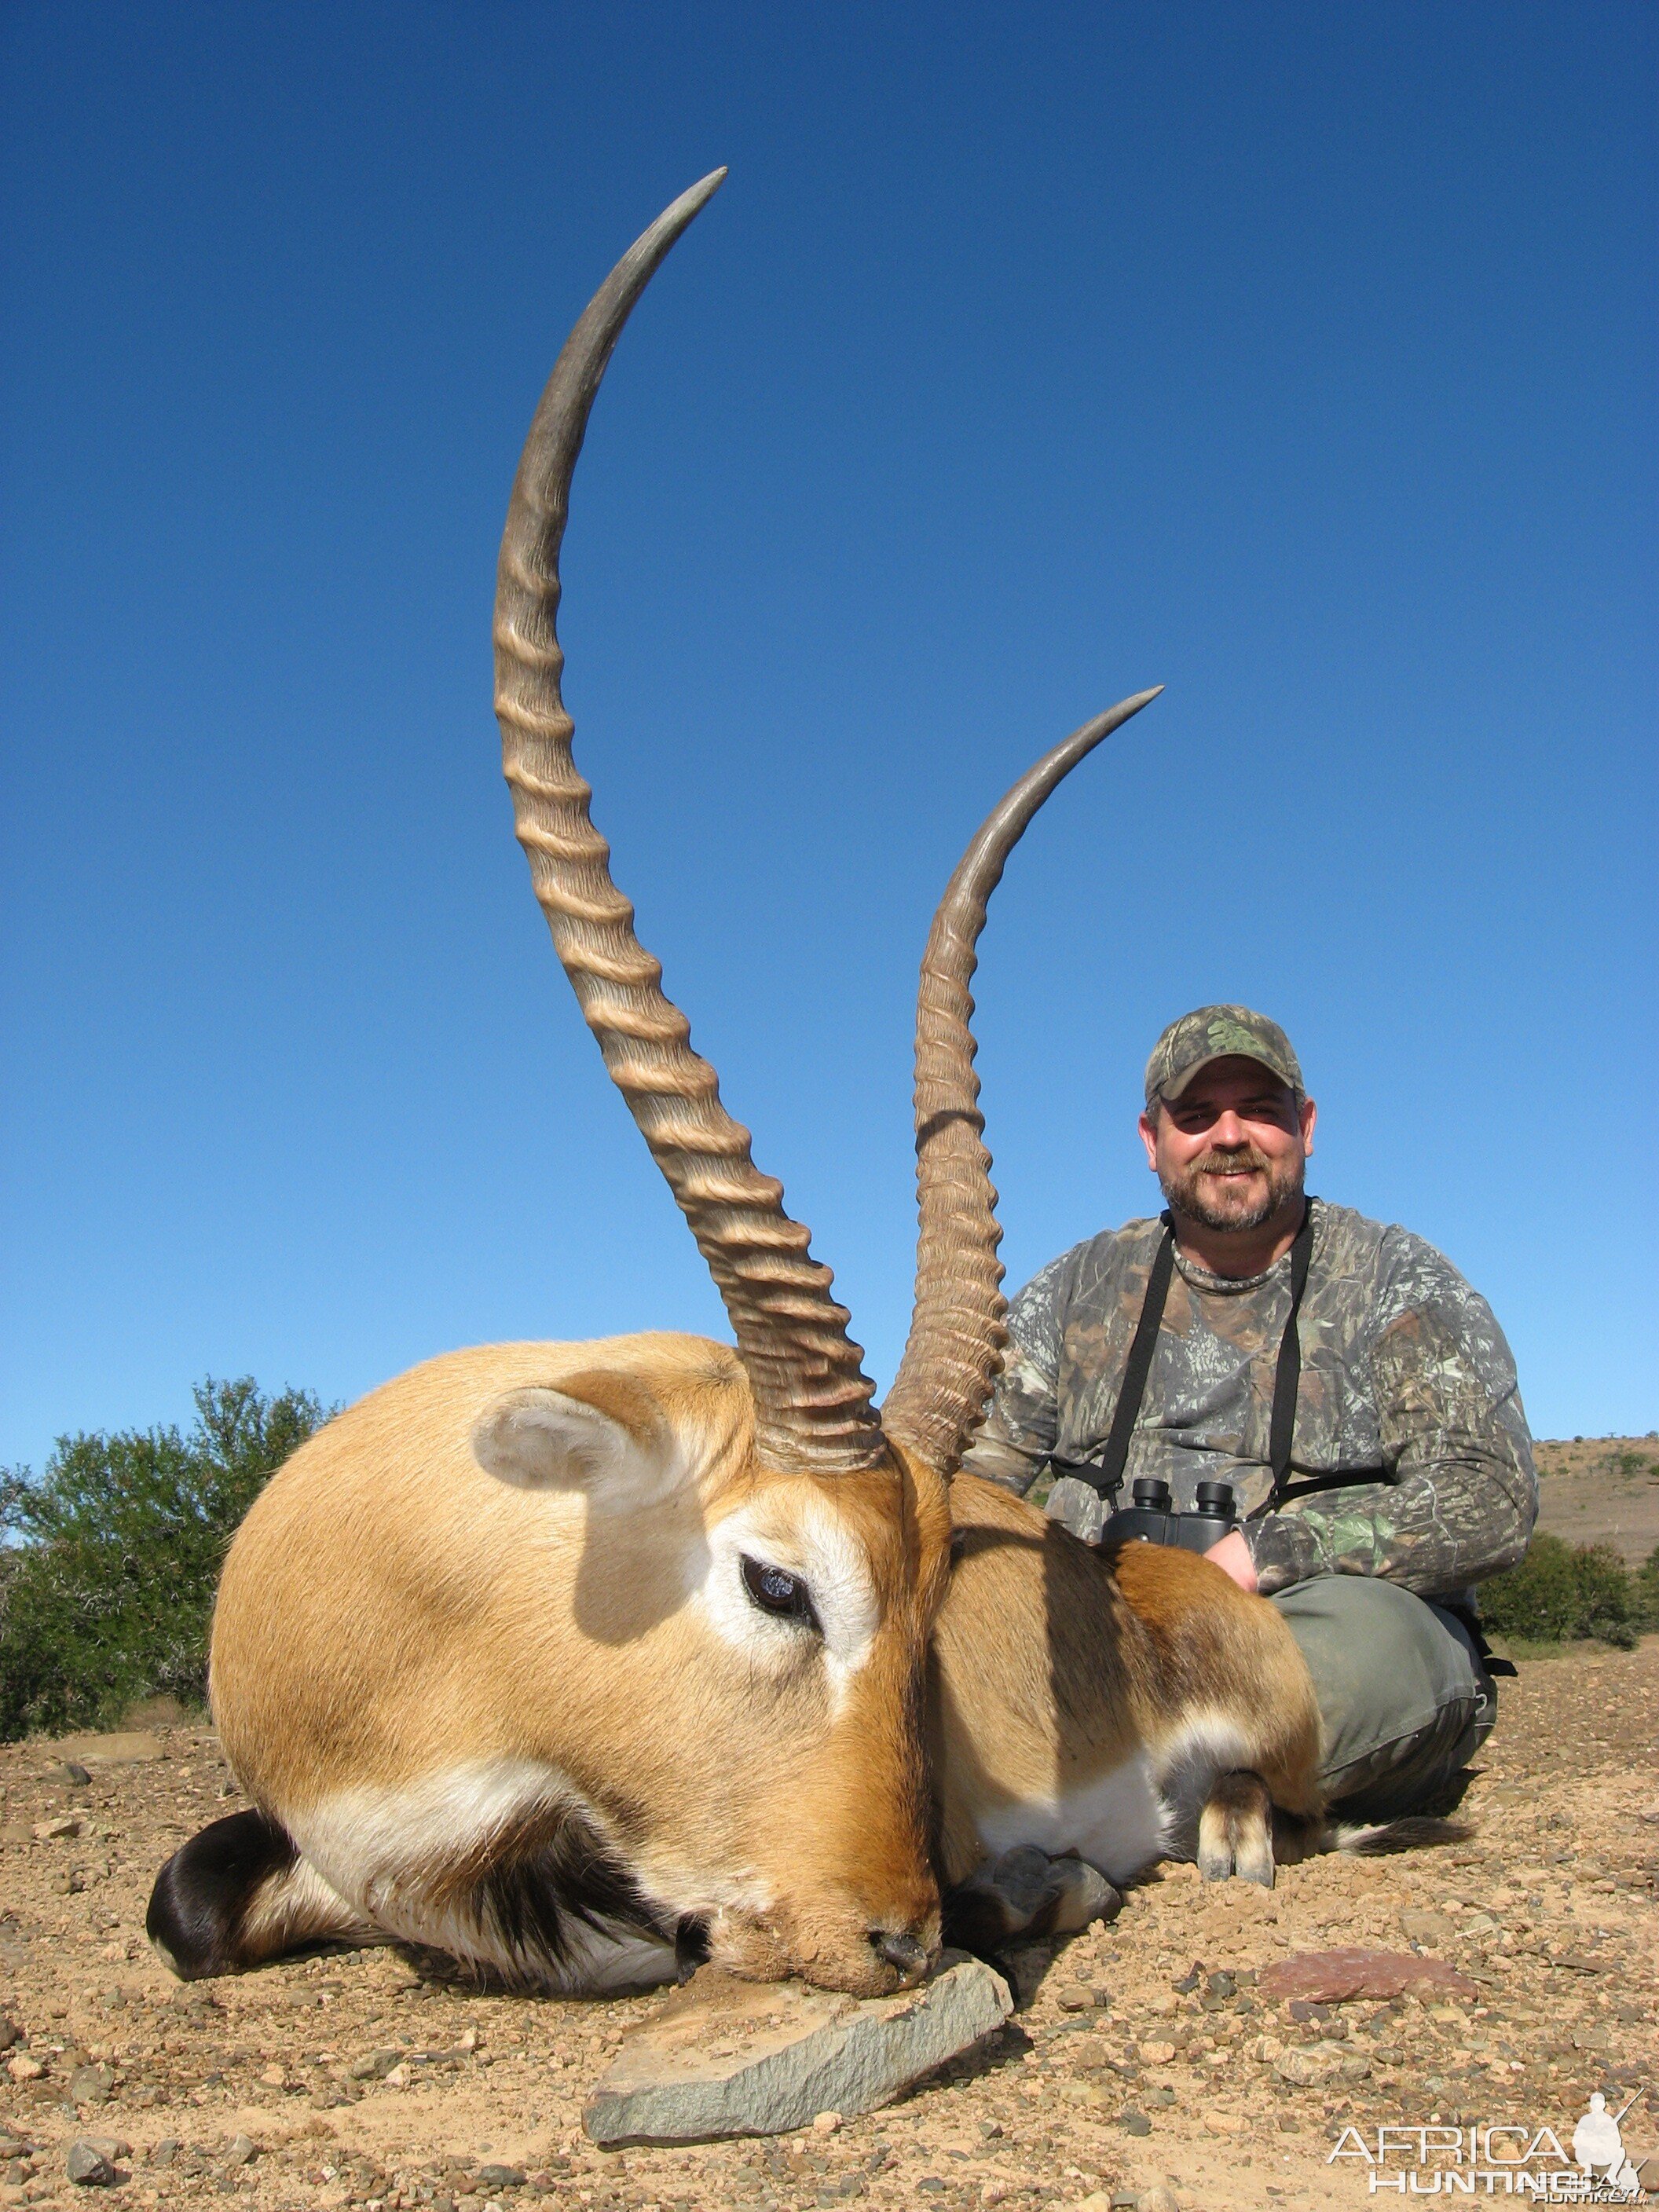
[1573,2091,1644,2198]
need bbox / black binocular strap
[1077,1203,1339,1517]
[1244,1203,1401,1515]
[1262,1203,1316,1511]
[1089,1214,1177,1499]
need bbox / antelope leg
[1197,1771,1276,1888]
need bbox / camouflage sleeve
[958,1256,1067,1496]
[1247,1237,1537,1600]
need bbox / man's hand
[1203,1527,1258,1594]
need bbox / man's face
[1137,1056,1317,1236]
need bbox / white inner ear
[471,1388,682,1513]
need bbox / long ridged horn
[881,689,1164,1474]
[493,173,885,1474]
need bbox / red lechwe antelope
[148,173,1343,2001]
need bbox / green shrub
[1479,1530,1640,1650]
[1635,1542,1659,1634]
[0,1378,325,1741]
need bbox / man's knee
[1271,1574,1494,1818]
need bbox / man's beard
[1159,1144,1306,1236]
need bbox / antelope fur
[176,1336,1325,1997]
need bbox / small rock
[811,2111,841,2133]
[1274,2041,1347,2086]
[1140,2190,1182,2212]
[1399,1910,1455,1947]
[46,1761,93,1786]
[1140,2040,1176,2066]
[6,2054,44,2082]
[1206,2111,1249,2135]
[1071,2194,1115,2211]
[257,2064,285,2089]
[68,2063,115,2104]
[1259,1950,1478,2004]
[380,2062,409,2089]
[1117,2108,1152,2136]
[65,2141,115,2187]
[346,2049,405,2081]
[223,2133,256,2168]
[584,1957,1013,2142]
[0,2019,19,2053]
[33,1815,81,1841]
[474,2167,525,2189]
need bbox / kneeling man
[964,1005,1536,1818]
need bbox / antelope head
[485,170,1159,1992]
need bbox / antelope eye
[741,1555,821,1632]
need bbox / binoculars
[1101,1476,1241,1554]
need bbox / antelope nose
[870,1928,929,1983]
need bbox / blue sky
[3,2,1654,1471]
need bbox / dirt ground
[2,1639,1655,2212]
[1534,1437,1659,1569]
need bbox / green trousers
[1272,1575,1497,1821]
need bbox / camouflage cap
[1144,1005,1304,1108]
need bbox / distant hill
[1533,1434,1659,1566]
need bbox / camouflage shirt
[961,1198,1536,1600]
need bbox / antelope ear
[471,1372,683,1512]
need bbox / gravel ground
[2,1636,1655,2212]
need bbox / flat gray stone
[584,1955,1012,2144]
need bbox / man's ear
[1299,1094,1317,1158]
[1137,1106,1161,1173]
[471,1371,684,1514]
